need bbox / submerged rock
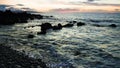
[109,24,117,27]
[68,21,77,24]
[52,23,62,30]
[77,22,85,26]
[27,34,34,38]
[74,51,81,56]
[40,23,52,34]
[41,23,52,31]
[92,24,106,27]
[92,24,102,27]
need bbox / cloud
[16,4,24,6]
[68,0,120,6]
[82,2,120,6]
[21,7,31,10]
[21,7,34,11]
[115,9,120,12]
[0,4,12,11]
[50,8,79,12]
[0,4,37,13]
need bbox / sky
[0,0,120,13]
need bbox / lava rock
[77,22,85,26]
[52,23,62,30]
[0,10,43,25]
[40,23,52,34]
[0,45,48,68]
[109,24,117,27]
[68,21,77,24]
[27,34,34,38]
[41,23,52,31]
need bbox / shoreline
[0,44,48,68]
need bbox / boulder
[27,34,34,38]
[41,23,52,31]
[52,23,62,30]
[77,22,85,26]
[109,24,117,27]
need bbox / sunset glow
[0,0,120,12]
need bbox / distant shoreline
[0,10,44,25]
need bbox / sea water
[0,12,120,68]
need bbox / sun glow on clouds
[0,0,120,12]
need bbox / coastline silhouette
[0,10,43,25]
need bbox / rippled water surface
[0,12,120,68]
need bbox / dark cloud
[0,4,12,11]
[21,7,38,13]
[115,9,120,12]
[0,4,38,13]
[21,8,31,10]
[7,7,23,12]
[16,4,24,6]
[0,4,19,12]
[21,7,35,12]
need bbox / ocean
[0,12,120,68]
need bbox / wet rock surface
[77,22,86,26]
[109,24,117,27]
[27,34,35,38]
[0,45,48,68]
[52,23,62,30]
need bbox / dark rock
[52,23,62,30]
[68,21,77,24]
[109,24,117,27]
[27,34,34,38]
[92,24,102,27]
[73,21,77,23]
[0,10,43,25]
[90,19,100,23]
[40,23,52,34]
[74,51,81,56]
[0,45,48,68]
[63,23,74,27]
[41,23,52,31]
[77,22,85,26]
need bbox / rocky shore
[0,10,43,25]
[0,45,48,68]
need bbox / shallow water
[0,12,120,68]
